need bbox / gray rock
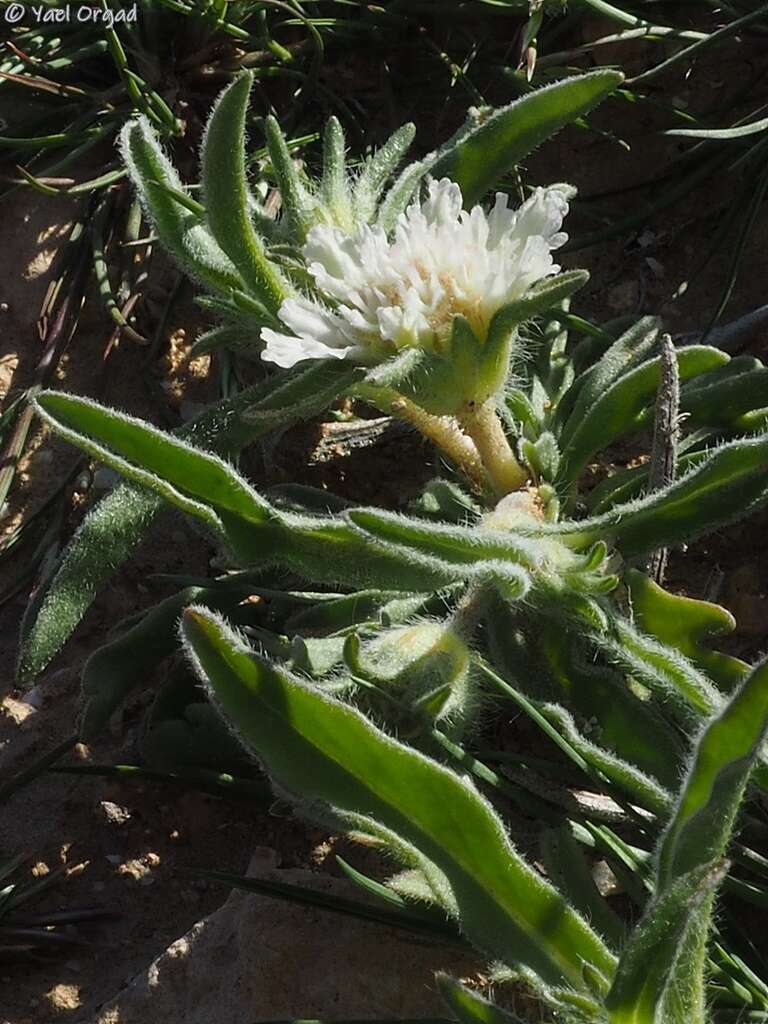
[87,867,476,1023]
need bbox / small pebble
[93,466,119,492]
[100,801,132,826]
[74,470,92,493]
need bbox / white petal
[511,187,569,248]
[304,224,354,278]
[261,329,355,368]
[278,297,347,348]
[512,236,557,297]
[377,305,406,344]
[420,178,463,226]
[487,192,516,248]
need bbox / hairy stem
[354,383,487,491]
[461,399,528,496]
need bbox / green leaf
[182,607,616,991]
[626,570,749,693]
[531,433,768,556]
[593,616,719,720]
[541,704,671,816]
[537,625,683,789]
[437,974,531,1024]
[657,656,768,888]
[556,317,660,436]
[347,508,548,571]
[18,484,164,683]
[33,394,454,593]
[217,512,462,593]
[319,117,353,229]
[284,589,407,632]
[604,862,726,1024]
[557,346,728,486]
[19,364,356,681]
[493,271,590,334]
[120,117,243,293]
[680,365,768,428]
[432,70,623,207]
[586,450,710,515]
[354,123,416,222]
[376,157,432,234]
[202,72,287,312]
[35,392,271,526]
[264,116,313,241]
[242,364,365,431]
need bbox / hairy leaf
[557,347,728,486]
[19,364,356,680]
[120,117,243,293]
[182,607,616,990]
[626,570,749,693]
[432,71,623,207]
[658,657,768,888]
[201,72,286,312]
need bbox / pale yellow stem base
[355,384,487,492]
[460,400,528,497]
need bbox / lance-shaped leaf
[604,861,726,1024]
[522,433,768,555]
[19,363,357,681]
[218,511,464,592]
[201,72,287,313]
[376,155,434,234]
[537,624,683,789]
[284,589,404,632]
[657,656,768,888]
[33,392,458,593]
[35,392,272,525]
[557,346,728,486]
[120,116,243,294]
[626,570,749,693]
[591,616,719,720]
[541,704,671,816]
[354,122,416,222]
[506,271,590,325]
[320,117,353,229]
[347,507,559,572]
[556,317,660,436]
[681,363,768,428]
[431,70,623,207]
[264,116,314,241]
[182,607,616,991]
[586,449,710,514]
[606,659,768,1021]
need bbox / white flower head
[261,178,570,369]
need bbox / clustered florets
[261,178,570,368]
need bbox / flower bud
[344,622,475,737]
